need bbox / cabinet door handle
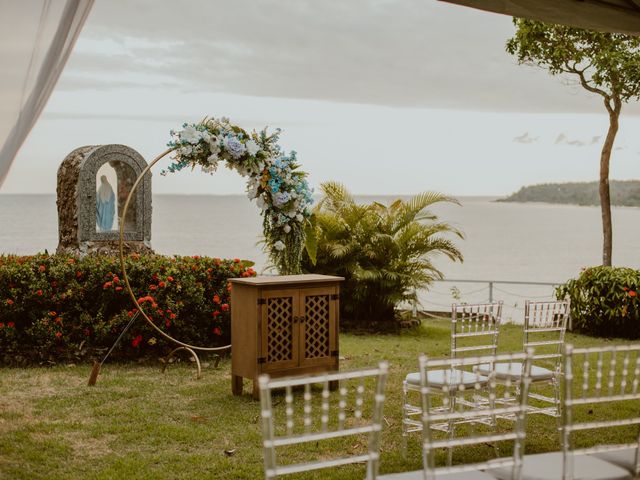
[299,315,306,324]
[293,316,299,323]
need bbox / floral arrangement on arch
[163,117,314,274]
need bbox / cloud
[590,135,602,144]
[513,132,538,144]
[49,0,640,114]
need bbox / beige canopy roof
[440,0,640,35]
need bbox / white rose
[283,224,291,233]
[200,131,211,143]
[180,145,193,156]
[256,196,268,211]
[180,125,201,145]
[245,139,261,156]
[296,214,304,222]
[286,210,296,218]
[274,240,285,251]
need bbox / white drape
[0,0,94,188]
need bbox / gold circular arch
[118,147,232,353]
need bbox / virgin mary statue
[96,175,116,231]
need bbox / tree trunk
[599,100,621,266]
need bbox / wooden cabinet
[229,274,343,398]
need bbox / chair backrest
[418,350,534,480]
[524,299,570,366]
[451,301,503,358]
[562,343,640,479]
[259,362,389,479]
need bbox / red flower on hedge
[165,319,171,328]
[212,310,221,317]
[115,286,123,292]
[113,275,120,284]
[167,276,174,282]
[5,299,13,306]
[213,327,222,336]
[169,313,176,320]
[131,335,143,347]
[7,322,14,328]
[55,331,62,339]
[213,294,221,304]
[0,323,4,328]
[83,328,91,337]
[233,258,240,263]
[630,291,637,297]
[76,271,83,278]
[103,281,112,289]
[158,281,166,288]
[39,265,46,273]
[36,290,43,296]
[149,285,157,291]
[221,304,229,312]
[49,311,57,317]
[67,258,75,265]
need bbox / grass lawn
[0,320,636,479]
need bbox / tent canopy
[440,0,640,36]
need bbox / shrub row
[0,254,255,365]
[557,266,640,339]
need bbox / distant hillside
[498,180,640,207]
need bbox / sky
[1,0,639,196]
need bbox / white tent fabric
[0,0,93,188]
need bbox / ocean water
[1,194,638,321]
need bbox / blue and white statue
[96,175,115,231]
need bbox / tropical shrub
[302,182,463,330]
[0,253,255,365]
[557,266,640,338]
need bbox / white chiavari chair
[479,299,570,418]
[489,343,639,480]
[380,350,534,480]
[403,302,503,442]
[259,361,389,479]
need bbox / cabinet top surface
[229,274,344,286]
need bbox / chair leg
[447,390,457,466]
[401,380,409,458]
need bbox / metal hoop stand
[118,148,232,378]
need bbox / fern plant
[302,182,463,329]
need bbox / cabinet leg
[329,380,339,391]
[232,375,243,396]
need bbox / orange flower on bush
[5,299,13,306]
[76,271,83,278]
[630,291,637,297]
[103,281,112,289]
[213,294,221,304]
[169,313,176,320]
[167,276,174,282]
[158,281,166,288]
[38,265,46,272]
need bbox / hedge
[0,254,255,365]
[556,266,640,339]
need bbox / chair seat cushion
[405,369,487,388]
[477,362,554,381]
[487,451,632,480]
[378,469,497,479]
[591,448,638,474]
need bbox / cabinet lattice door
[299,288,335,367]
[261,290,299,371]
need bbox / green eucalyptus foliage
[302,182,463,330]
[557,266,640,339]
